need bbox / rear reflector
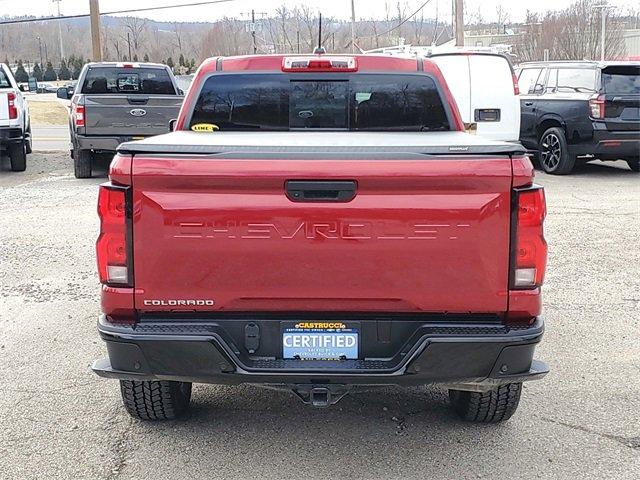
[7,92,18,119]
[282,56,358,72]
[511,186,547,289]
[97,184,132,286]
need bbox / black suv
[516,61,639,174]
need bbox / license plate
[283,322,358,360]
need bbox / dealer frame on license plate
[282,321,359,360]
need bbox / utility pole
[251,9,257,54]
[37,36,44,67]
[454,0,464,46]
[53,0,65,60]
[350,0,357,53]
[89,0,102,61]
[127,32,132,61]
[593,4,611,61]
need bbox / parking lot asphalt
[0,152,638,479]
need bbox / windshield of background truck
[189,73,452,131]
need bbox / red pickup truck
[92,54,549,423]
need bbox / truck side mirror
[57,87,69,100]
[169,119,177,132]
[18,84,25,92]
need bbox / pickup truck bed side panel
[131,156,513,314]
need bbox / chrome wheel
[540,133,562,171]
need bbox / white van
[428,52,521,142]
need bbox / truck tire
[539,127,575,175]
[74,149,93,178]
[8,141,27,172]
[449,383,522,423]
[626,159,640,172]
[120,380,192,420]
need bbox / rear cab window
[601,65,640,94]
[82,67,177,95]
[0,68,11,88]
[188,74,452,132]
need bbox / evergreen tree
[143,53,150,62]
[166,57,175,71]
[58,58,71,80]
[14,60,29,83]
[72,57,84,79]
[178,54,185,67]
[32,63,43,81]
[43,61,57,81]
[133,54,139,62]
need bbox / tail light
[512,72,520,95]
[74,104,85,128]
[511,185,547,289]
[7,92,18,119]
[589,94,605,119]
[97,184,132,286]
[282,56,358,72]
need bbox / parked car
[428,51,521,142]
[58,62,184,178]
[0,63,31,171]
[92,54,549,423]
[516,60,640,174]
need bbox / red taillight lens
[512,73,520,96]
[589,94,605,119]
[282,56,358,72]
[511,186,547,289]
[7,92,18,119]
[97,184,131,286]
[74,104,85,128]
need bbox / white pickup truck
[0,63,31,172]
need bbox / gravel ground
[0,152,638,479]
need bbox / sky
[0,0,637,24]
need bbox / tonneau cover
[117,131,526,156]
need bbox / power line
[0,0,235,26]
[376,0,434,38]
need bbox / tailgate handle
[285,180,357,202]
[127,96,149,105]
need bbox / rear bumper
[569,124,640,159]
[92,315,548,391]
[76,135,142,152]
[0,127,24,147]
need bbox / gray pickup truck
[57,62,183,178]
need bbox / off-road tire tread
[120,380,191,420]
[449,383,522,423]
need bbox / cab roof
[198,54,429,74]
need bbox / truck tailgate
[83,94,182,136]
[0,92,9,124]
[128,133,516,315]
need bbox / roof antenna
[313,12,326,54]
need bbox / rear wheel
[120,380,192,420]
[539,127,575,175]
[626,158,640,172]
[449,383,522,423]
[8,141,27,172]
[74,149,93,178]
